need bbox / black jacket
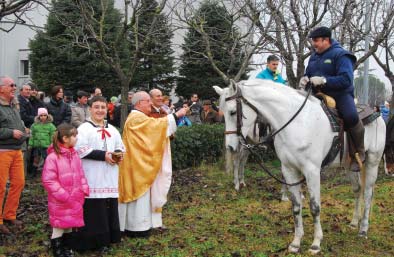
[111,103,133,128]
[29,96,45,115]
[46,98,72,127]
[18,95,35,128]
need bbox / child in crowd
[177,102,192,127]
[70,96,125,252]
[42,123,89,257]
[28,108,56,177]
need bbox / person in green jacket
[29,108,56,178]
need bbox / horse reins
[224,82,313,186]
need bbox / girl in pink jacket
[42,123,89,257]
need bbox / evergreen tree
[354,75,387,106]
[176,0,247,99]
[29,0,122,96]
[130,0,175,94]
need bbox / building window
[20,60,29,76]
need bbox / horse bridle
[224,85,261,137]
[223,82,313,186]
[224,83,312,144]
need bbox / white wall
[0,4,47,87]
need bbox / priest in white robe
[118,91,186,235]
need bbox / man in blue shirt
[380,101,390,123]
[300,26,364,172]
[256,55,286,84]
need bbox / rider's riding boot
[348,120,365,172]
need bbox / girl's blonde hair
[52,123,78,155]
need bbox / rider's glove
[310,76,327,87]
[299,76,309,89]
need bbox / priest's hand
[105,151,116,165]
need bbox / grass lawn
[0,160,393,257]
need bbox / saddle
[317,93,380,130]
[316,93,381,170]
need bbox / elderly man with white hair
[118,91,187,237]
[0,76,27,234]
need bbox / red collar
[97,127,111,140]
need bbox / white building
[0,4,48,86]
[0,1,186,88]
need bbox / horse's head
[214,85,239,151]
[213,83,257,152]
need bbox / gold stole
[118,111,168,203]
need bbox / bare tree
[174,0,394,89]
[373,33,394,113]
[0,0,45,32]
[71,0,172,127]
[248,0,394,88]
[172,0,271,86]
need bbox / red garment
[108,103,115,120]
[148,106,167,118]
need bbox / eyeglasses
[9,84,17,88]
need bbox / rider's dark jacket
[305,39,359,128]
[305,39,356,98]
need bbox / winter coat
[42,144,89,229]
[0,97,27,150]
[381,106,390,123]
[189,102,202,124]
[201,110,219,124]
[29,115,56,148]
[17,95,35,128]
[305,39,356,98]
[71,103,90,128]
[305,39,357,98]
[177,116,192,127]
[256,68,286,84]
[46,98,72,127]
[29,96,45,115]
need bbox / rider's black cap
[309,26,331,39]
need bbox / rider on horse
[300,26,364,172]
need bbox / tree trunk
[389,74,394,118]
[120,80,129,130]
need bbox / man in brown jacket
[201,100,219,124]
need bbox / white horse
[214,79,386,254]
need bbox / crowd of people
[0,26,390,256]
[0,76,223,256]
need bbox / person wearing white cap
[28,107,56,178]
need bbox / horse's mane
[239,79,321,105]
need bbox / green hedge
[171,124,225,170]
